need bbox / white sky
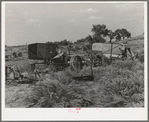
[4,2,144,46]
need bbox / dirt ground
[5,84,31,108]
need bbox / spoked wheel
[70,55,83,71]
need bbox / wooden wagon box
[28,43,58,60]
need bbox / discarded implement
[92,42,135,66]
[5,65,40,84]
[28,42,58,61]
[28,42,84,71]
[28,42,94,81]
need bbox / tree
[108,30,116,43]
[91,24,108,36]
[91,24,109,43]
[102,28,109,37]
[121,29,129,39]
[85,35,93,44]
[115,28,131,40]
[77,38,85,43]
[125,31,131,38]
[115,29,122,40]
[116,34,121,40]
[60,39,69,45]
[93,35,106,43]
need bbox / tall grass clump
[96,60,144,107]
[27,80,76,107]
[17,60,31,73]
[26,68,93,107]
[111,60,137,70]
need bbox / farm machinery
[28,42,84,71]
[28,42,135,77]
[5,41,136,83]
[91,42,135,66]
[5,42,85,82]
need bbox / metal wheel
[70,55,83,71]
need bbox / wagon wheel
[70,55,83,71]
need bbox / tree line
[54,24,131,46]
[78,24,131,44]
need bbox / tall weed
[97,60,144,107]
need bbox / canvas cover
[92,43,122,55]
[92,43,134,59]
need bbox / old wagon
[28,42,58,61]
[28,42,84,71]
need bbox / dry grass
[21,59,144,108]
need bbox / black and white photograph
[1,1,148,121]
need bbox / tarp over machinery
[92,43,134,58]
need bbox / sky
[4,2,144,46]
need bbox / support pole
[110,43,113,62]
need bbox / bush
[12,52,17,58]
[18,52,22,57]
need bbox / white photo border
[1,1,148,121]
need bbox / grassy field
[5,35,144,108]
